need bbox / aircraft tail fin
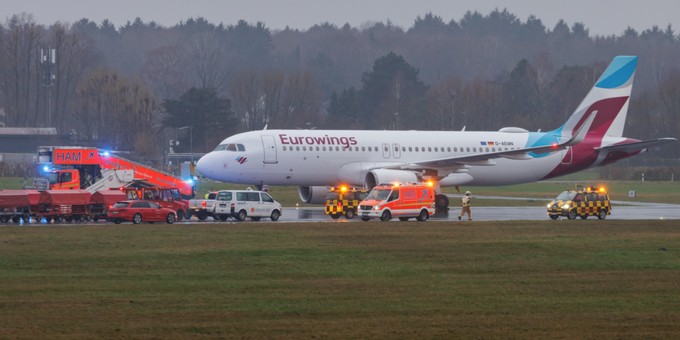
[557,56,638,141]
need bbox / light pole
[179,126,193,163]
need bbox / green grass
[1,220,679,338]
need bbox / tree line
[0,9,678,162]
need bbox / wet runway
[283,204,680,222]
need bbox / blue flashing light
[42,165,50,172]
[184,178,195,186]
[101,150,111,157]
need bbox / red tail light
[201,201,206,208]
[337,202,342,208]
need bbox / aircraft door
[561,146,573,165]
[382,143,390,159]
[261,135,278,164]
[392,143,401,159]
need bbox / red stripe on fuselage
[544,96,629,179]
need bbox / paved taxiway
[281,204,680,222]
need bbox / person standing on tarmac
[458,191,472,221]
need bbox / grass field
[1,220,680,338]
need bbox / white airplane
[196,56,676,210]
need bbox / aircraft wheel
[435,194,449,212]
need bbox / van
[212,189,282,222]
[324,186,368,219]
[358,183,435,222]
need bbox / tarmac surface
[280,204,680,222]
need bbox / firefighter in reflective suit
[458,191,472,221]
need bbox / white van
[212,189,282,222]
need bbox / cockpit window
[214,143,245,152]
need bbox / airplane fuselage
[196,129,633,187]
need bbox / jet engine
[364,169,419,188]
[298,186,330,204]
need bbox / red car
[108,200,176,224]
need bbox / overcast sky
[5,0,680,36]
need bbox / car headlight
[562,204,570,209]
[373,205,380,210]
[546,203,552,208]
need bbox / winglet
[566,110,597,146]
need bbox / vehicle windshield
[213,143,245,152]
[555,191,576,201]
[326,192,339,200]
[46,172,59,185]
[366,188,391,201]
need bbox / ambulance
[358,183,436,222]
[547,186,611,220]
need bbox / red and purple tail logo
[235,156,247,164]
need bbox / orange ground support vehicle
[358,183,436,222]
[38,146,195,198]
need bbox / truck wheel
[399,217,410,221]
[597,209,607,220]
[580,215,588,220]
[54,215,64,224]
[380,210,391,222]
[330,214,341,219]
[344,210,355,219]
[549,215,559,220]
[250,217,261,221]
[416,209,429,221]
[132,213,143,224]
[166,213,176,224]
[567,210,577,220]
[176,210,185,221]
[270,210,281,221]
[197,211,208,221]
[219,214,228,221]
[93,216,99,222]
[361,217,370,221]
[236,210,247,221]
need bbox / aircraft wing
[596,137,677,153]
[387,112,596,170]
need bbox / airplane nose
[195,153,214,177]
